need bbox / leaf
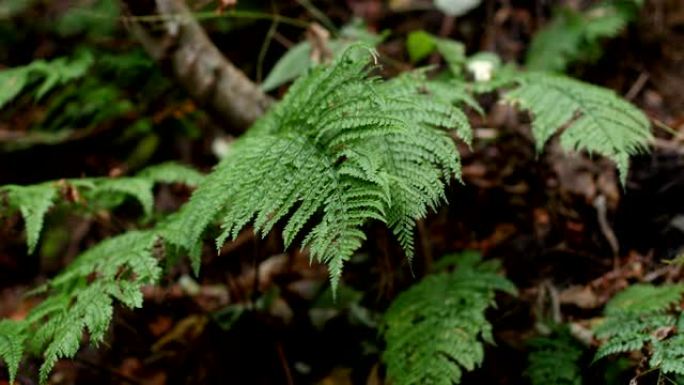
[136,162,204,186]
[436,38,466,77]
[261,22,385,91]
[261,41,315,92]
[0,68,29,109]
[406,30,437,63]
[3,183,59,253]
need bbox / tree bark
[121,0,273,131]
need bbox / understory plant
[0,34,658,383]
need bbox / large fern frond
[172,47,472,290]
[503,72,652,183]
[382,252,516,385]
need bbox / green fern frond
[8,230,161,383]
[594,284,684,376]
[382,252,516,385]
[173,46,472,290]
[526,328,584,385]
[0,162,201,254]
[0,320,25,384]
[0,50,94,109]
[503,72,652,183]
[604,283,684,315]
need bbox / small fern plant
[526,327,585,385]
[382,251,516,385]
[593,283,684,377]
[526,0,643,72]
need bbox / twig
[594,194,620,268]
[275,342,294,385]
[257,12,280,84]
[625,72,650,101]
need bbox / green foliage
[502,72,652,183]
[0,320,25,384]
[0,162,202,254]
[526,0,643,72]
[0,230,162,383]
[526,328,584,385]
[172,46,472,290]
[0,50,94,110]
[382,252,516,385]
[30,230,160,382]
[406,31,466,77]
[594,284,684,376]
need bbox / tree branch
[121,0,273,131]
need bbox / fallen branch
[121,0,273,131]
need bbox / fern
[526,0,643,72]
[0,50,93,109]
[526,328,584,385]
[502,72,652,183]
[0,320,25,385]
[0,162,202,254]
[0,230,162,383]
[170,47,473,290]
[382,252,516,385]
[594,284,684,376]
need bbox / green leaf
[406,30,437,63]
[261,41,315,92]
[435,39,466,77]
